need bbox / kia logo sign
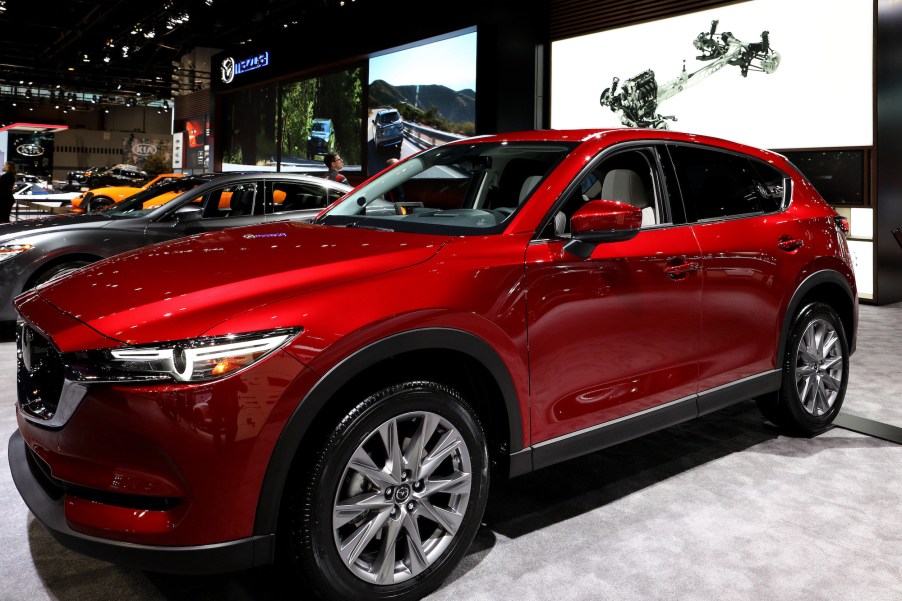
[132,142,157,157]
[221,56,235,84]
[16,143,44,157]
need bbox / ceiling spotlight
[144,30,155,39]
[83,54,90,62]
[103,55,110,63]
[117,83,122,90]
[205,0,213,5]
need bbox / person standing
[323,152,349,185]
[0,162,18,223]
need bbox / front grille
[17,323,66,422]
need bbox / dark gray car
[0,171,350,322]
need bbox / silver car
[0,172,350,322]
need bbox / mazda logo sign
[221,56,235,84]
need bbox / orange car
[70,173,186,213]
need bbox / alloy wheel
[332,410,473,585]
[794,318,844,416]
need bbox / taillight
[834,215,849,234]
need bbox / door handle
[664,261,700,279]
[778,236,804,251]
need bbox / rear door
[665,143,807,394]
[265,179,346,222]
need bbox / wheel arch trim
[778,269,856,362]
[253,327,523,537]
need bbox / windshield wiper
[343,222,395,232]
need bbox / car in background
[10,184,81,219]
[7,128,856,601]
[373,107,404,149]
[306,118,336,159]
[85,164,148,188]
[15,174,50,190]
[0,172,350,322]
[70,173,186,213]
[66,166,105,184]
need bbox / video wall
[550,0,873,150]
[367,29,477,174]
[216,29,476,177]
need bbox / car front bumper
[8,430,274,574]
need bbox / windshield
[378,111,400,125]
[103,177,210,218]
[312,121,328,132]
[318,141,576,234]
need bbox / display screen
[279,66,364,173]
[367,29,476,175]
[550,0,873,150]
[782,149,865,205]
[220,84,279,171]
[219,66,364,174]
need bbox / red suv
[9,129,856,601]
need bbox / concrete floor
[1,303,900,601]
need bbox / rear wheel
[284,381,489,601]
[757,302,849,435]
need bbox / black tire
[33,261,93,287]
[285,381,490,601]
[757,302,849,435]
[85,195,113,212]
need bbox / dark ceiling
[0,0,338,105]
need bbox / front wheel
[285,381,490,601]
[85,195,113,212]
[757,302,849,435]
[33,261,93,287]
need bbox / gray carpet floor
[1,302,900,601]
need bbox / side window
[668,145,783,221]
[199,182,259,218]
[546,147,663,238]
[749,159,789,211]
[269,181,331,214]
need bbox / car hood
[28,221,451,348]
[0,214,112,242]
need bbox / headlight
[66,327,301,383]
[0,243,33,264]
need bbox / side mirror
[174,205,203,222]
[564,199,642,259]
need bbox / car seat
[601,169,656,226]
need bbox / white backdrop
[550,0,873,149]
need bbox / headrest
[519,175,543,203]
[601,169,649,208]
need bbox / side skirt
[512,370,781,476]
